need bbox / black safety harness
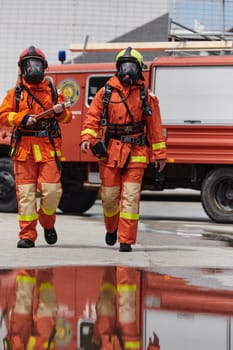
[101,83,152,174]
[10,80,62,171]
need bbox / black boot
[119,243,132,252]
[17,239,35,248]
[44,227,57,245]
[105,228,118,246]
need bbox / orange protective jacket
[81,76,166,169]
[0,77,72,162]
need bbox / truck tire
[201,167,233,223]
[58,187,98,214]
[0,157,18,212]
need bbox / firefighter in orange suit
[2,268,57,350]
[0,46,72,248]
[80,47,166,252]
[92,266,141,350]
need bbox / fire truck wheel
[0,157,18,213]
[58,187,98,213]
[201,167,233,223]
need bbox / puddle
[1,266,233,349]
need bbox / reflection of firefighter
[2,268,58,350]
[92,266,140,350]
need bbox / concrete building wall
[0,0,168,100]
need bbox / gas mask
[22,58,44,84]
[117,61,140,85]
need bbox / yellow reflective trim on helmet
[152,141,166,151]
[81,128,98,138]
[116,47,144,68]
[33,144,42,161]
[131,156,147,163]
[39,282,53,292]
[120,212,139,220]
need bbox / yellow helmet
[115,47,146,69]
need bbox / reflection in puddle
[0,266,233,349]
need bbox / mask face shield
[117,61,140,85]
[22,58,44,84]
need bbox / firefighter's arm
[146,93,167,171]
[0,88,31,127]
[80,88,104,148]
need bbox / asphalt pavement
[2,196,233,269]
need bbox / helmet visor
[22,58,44,84]
[120,62,138,74]
[23,58,43,74]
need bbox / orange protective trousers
[99,164,144,244]
[14,156,62,241]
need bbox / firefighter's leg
[37,160,62,229]
[28,269,57,350]
[118,167,144,245]
[9,270,36,349]
[99,165,121,237]
[14,159,38,243]
[116,267,141,350]
[93,267,117,349]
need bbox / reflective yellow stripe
[41,204,56,215]
[39,282,53,292]
[16,275,36,284]
[18,213,39,221]
[8,112,15,126]
[101,282,117,293]
[125,341,140,349]
[117,284,136,292]
[103,207,120,218]
[26,336,36,350]
[131,156,147,163]
[81,128,98,138]
[152,141,166,151]
[120,212,139,220]
[33,144,42,161]
[50,150,62,157]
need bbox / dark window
[87,75,112,106]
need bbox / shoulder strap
[46,76,58,104]
[140,85,152,116]
[14,84,23,112]
[101,84,113,126]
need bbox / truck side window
[87,75,112,106]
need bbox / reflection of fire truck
[1,266,233,349]
[2,41,233,222]
[52,266,233,349]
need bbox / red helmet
[18,46,48,84]
[18,46,48,69]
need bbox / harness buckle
[124,125,133,133]
[34,130,49,137]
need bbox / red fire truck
[1,41,233,222]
